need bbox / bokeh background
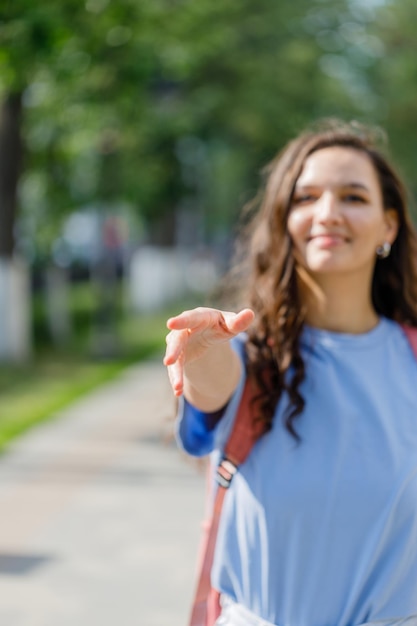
[1,2,417,623]
[0,0,416,446]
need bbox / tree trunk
[0,91,31,362]
[0,91,23,257]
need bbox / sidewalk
[0,357,205,626]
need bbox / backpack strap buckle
[216,458,238,489]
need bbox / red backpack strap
[189,376,266,626]
[223,376,267,466]
[401,324,417,359]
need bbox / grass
[0,360,127,449]
[0,295,191,453]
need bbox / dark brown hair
[234,119,417,440]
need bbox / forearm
[183,341,242,412]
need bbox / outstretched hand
[164,307,255,397]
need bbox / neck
[297,267,379,334]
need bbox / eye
[292,194,316,205]
[343,194,367,204]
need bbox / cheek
[287,210,310,244]
[348,211,385,240]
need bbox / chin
[305,260,356,276]
[306,259,345,273]
[305,251,358,273]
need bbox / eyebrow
[294,182,371,192]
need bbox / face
[287,146,398,282]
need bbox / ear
[383,209,399,245]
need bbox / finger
[163,328,189,366]
[167,307,255,335]
[167,358,184,396]
[166,308,215,332]
[224,308,255,334]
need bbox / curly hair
[233,119,417,440]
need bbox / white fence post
[0,257,31,362]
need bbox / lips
[308,233,349,246]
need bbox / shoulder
[399,322,417,359]
[382,318,417,367]
[386,317,417,344]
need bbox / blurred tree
[3,0,406,358]
[0,92,22,256]
[0,2,75,359]
[355,0,417,212]
[303,0,417,218]
[128,0,378,246]
[5,0,369,257]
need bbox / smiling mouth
[309,234,349,246]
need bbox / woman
[164,120,417,626]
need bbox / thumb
[225,308,255,335]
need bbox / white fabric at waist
[215,597,417,626]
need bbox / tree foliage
[358,0,417,208]
[1,0,416,259]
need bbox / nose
[315,191,342,223]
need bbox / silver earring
[376,242,391,259]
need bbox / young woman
[164,120,417,626]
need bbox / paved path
[0,357,205,626]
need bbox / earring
[376,242,391,259]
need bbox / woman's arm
[182,341,241,411]
[164,307,254,412]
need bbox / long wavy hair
[234,119,417,440]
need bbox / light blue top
[176,318,417,626]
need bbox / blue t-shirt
[176,318,417,626]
